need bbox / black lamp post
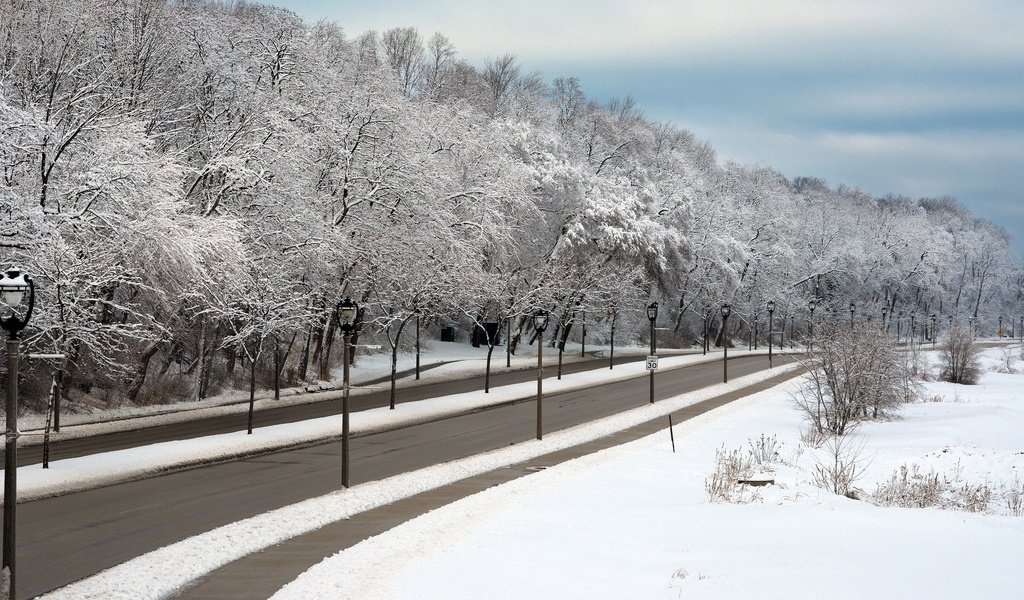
[849,302,856,330]
[910,312,917,344]
[808,299,816,349]
[999,315,1004,338]
[647,302,658,404]
[1,267,35,600]
[721,304,731,383]
[336,297,358,488]
[882,307,888,333]
[930,314,937,347]
[766,301,775,368]
[534,309,549,440]
[702,304,710,355]
[608,307,616,370]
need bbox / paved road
[8,354,779,599]
[9,352,658,467]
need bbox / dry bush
[992,348,1018,374]
[873,463,999,514]
[811,434,869,496]
[793,321,916,436]
[705,435,787,503]
[939,324,983,384]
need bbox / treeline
[1,0,1020,406]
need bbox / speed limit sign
[646,355,659,370]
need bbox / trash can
[440,326,456,342]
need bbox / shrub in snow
[938,324,983,384]
[991,348,1018,374]
[706,436,787,503]
[705,446,756,503]
[872,463,1005,514]
[1005,478,1024,517]
[747,433,781,469]
[810,434,868,496]
[793,321,915,436]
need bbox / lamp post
[721,304,731,383]
[702,304,710,355]
[849,302,856,330]
[910,312,917,345]
[807,299,816,350]
[882,307,888,333]
[608,307,616,370]
[930,314,937,348]
[968,316,976,339]
[999,315,1004,338]
[766,301,775,368]
[534,309,549,440]
[1020,316,1023,344]
[1,268,35,600]
[335,297,358,488]
[647,302,658,405]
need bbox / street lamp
[849,302,856,330]
[721,304,732,383]
[702,304,710,355]
[968,316,976,339]
[882,306,888,333]
[807,299,816,349]
[910,311,917,344]
[608,307,616,370]
[335,297,358,488]
[999,315,1004,338]
[766,301,776,368]
[1,267,35,600]
[534,309,550,440]
[930,314,937,348]
[647,302,658,404]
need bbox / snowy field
[272,347,1024,600]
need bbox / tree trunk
[126,341,161,404]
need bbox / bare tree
[939,324,983,384]
[793,321,915,436]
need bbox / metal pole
[702,313,708,355]
[649,317,655,404]
[609,312,615,370]
[722,315,729,383]
[506,317,511,368]
[415,315,420,380]
[536,331,543,440]
[581,312,586,358]
[768,311,774,369]
[4,336,19,598]
[342,332,351,488]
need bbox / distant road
[8,352,660,467]
[9,354,782,599]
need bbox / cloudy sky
[271,0,1024,256]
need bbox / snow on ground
[272,347,1024,600]
[41,363,798,599]
[6,348,757,501]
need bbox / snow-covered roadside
[271,348,1024,600]
[6,349,768,501]
[41,363,799,600]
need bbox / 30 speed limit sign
[646,355,659,370]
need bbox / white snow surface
[41,362,796,599]
[271,348,1024,600]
